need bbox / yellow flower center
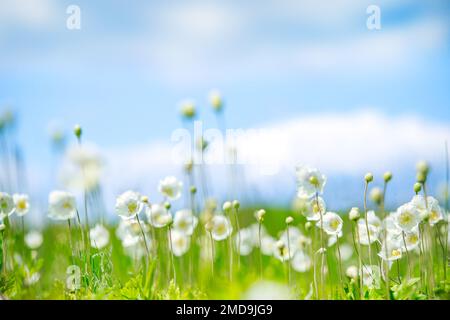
[63,202,72,210]
[17,200,27,210]
[430,211,438,220]
[392,249,401,257]
[330,219,340,230]
[127,202,137,213]
[399,212,412,225]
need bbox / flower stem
[363,182,373,268]
[401,231,412,279]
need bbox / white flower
[210,215,233,241]
[170,229,190,257]
[428,198,444,226]
[383,214,402,237]
[115,191,143,220]
[0,192,15,219]
[158,176,182,200]
[378,239,403,261]
[235,228,254,256]
[209,89,223,112]
[362,265,381,289]
[357,222,379,245]
[365,211,382,230]
[340,244,353,261]
[274,240,293,262]
[260,236,276,256]
[349,207,360,221]
[243,281,293,300]
[25,231,43,249]
[394,203,421,232]
[146,203,172,228]
[402,229,420,252]
[173,209,198,236]
[295,165,326,198]
[48,191,77,220]
[59,144,103,192]
[291,251,312,272]
[320,212,343,235]
[346,265,359,279]
[90,224,110,249]
[327,231,343,247]
[303,197,326,221]
[13,194,30,217]
[279,226,302,251]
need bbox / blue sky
[1,0,450,213]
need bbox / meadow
[0,94,449,300]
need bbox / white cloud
[94,110,449,208]
[0,0,58,29]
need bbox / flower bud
[416,172,426,184]
[383,171,392,182]
[0,223,5,231]
[349,207,360,221]
[256,209,266,222]
[370,187,383,205]
[232,200,240,210]
[209,90,223,112]
[222,201,232,213]
[309,175,319,187]
[74,124,82,139]
[141,196,149,204]
[414,182,422,194]
[179,100,196,119]
[305,221,312,231]
[285,216,294,225]
[164,202,171,210]
[364,173,373,183]
[416,161,429,175]
[190,186,197,194]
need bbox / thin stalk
[315,191,326,299]
[444,141,449,282]
[234,207,241,270]
[136,214,150,258]
[286,226,292,286]
[381,181,390,300]
[258,222,263,279]
[67,219,75,265]
[402,231,412,279]
[363,182,373,267]
[335,235,344,298]
[209,231,215,279]
[353,222,364,299]
[168,226,176,283]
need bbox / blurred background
[1,0,449,224]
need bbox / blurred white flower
[346,265,359,279]
[402,229,420,252]
[146,203,172,228]
[365,211,382,230]
[115,191,143,220]
[327,231,343,247]
[158,176,182,200]
[378,238,403,261]
[295,165,326,198]
[303,196,326,221]
[13,194,30,217]
[170,229,190,257]
[291,251,312,272]
[25,231,43,250]
[173,209,198,236]
[357,222,379,245]
[210,215,233,241]
[320,212,343,236]
[90,224,110,249]
[274,240,293,262]
[0,192,15,219]
[428,198,444,226]
[260,235,276,256]
[234,228,254,256]
[383,214,402,237]
[243,281,292,300]
[59,144,103,192]
[394,203,421,232]
[279,226,302,251]
[362,265,381,289]
[340,244,353,261]
[48,191,77,220]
